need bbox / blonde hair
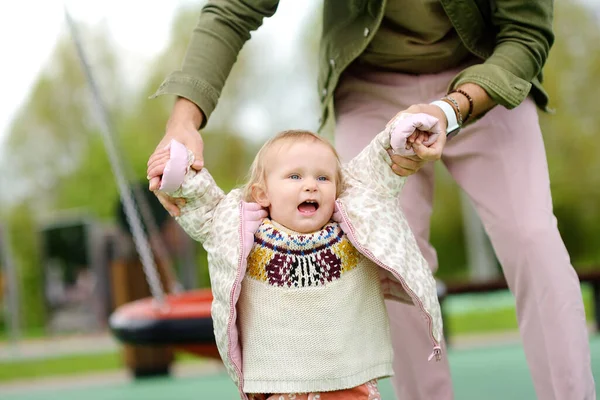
[242,130,344,202]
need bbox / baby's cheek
[325,200,337,216]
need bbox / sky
[0,1,172,142]
[0,0,313,145]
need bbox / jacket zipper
[336,201,442,361]
[226,202,247,399]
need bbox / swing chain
[66,10,167,304]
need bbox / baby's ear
[251,184,270,208]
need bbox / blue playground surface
[5,336,600,400]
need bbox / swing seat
[109,289,221,359]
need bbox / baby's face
[259,140,338,234]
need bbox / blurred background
[0,0,599,399]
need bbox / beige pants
[333,64,595,400]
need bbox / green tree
[5,204,46,331]
[540,0,600,267]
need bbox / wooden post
[110,255,174,378]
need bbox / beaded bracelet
[441,96,463,127]
[450,89,474,123]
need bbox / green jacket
[153,0,553,129]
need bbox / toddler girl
[157,113,444,400]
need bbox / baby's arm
[158,140,225,244]
[343,113,441,197]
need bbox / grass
[0,351,122,382]
[448,306,519,335]
[445,284,594,335]
[0,327,46,343]
[0,284,595,383]
[0,351,203,383]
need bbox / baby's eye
[317,176,329,181]
[289,174,301,180]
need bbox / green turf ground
[5,336,599,400]
[1,287,595,383]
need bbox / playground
[2,334,600,400]
[2,287,600,399]
[2,1,600,399]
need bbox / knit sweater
[238,219,393,394]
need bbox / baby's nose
[304,179,318,191]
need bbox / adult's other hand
[147,97,204,216]
[386,103,448,176]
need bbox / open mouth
[298,200,319,214]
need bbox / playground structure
[0,11,217,378]
[53,11,219,375]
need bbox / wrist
[168,97,204,131]
[448,83,495,123]
[447,90,472,123]
[429,100,460,139]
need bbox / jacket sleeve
[448,0,554,109]
[151,0,280,127]
[167,168,226,244]
[342,129,406,198]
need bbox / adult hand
[387,103,448,177]
[147,97,204,216]
[155,192,187,218]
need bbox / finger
[389,154,420,171]
[413,141,441,161]
[147,154,170,171]
[184,136,205,171]
[393,161,418,173]
[146,154,171,175]
[415,132,429,145]
[147,162,170,180]
[148,176,161,192]
[410,129,424,144]
[404,154,423,161]
[405,131,418,149]
[419,132,446,158]
[191,149,204,171]
[391,164,415,177]
[147,147,170,167]
[155,192,181,217]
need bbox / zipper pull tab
[428,345,442,362]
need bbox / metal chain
[130,175,183,294]
[65,10,166,305]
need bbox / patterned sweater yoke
[246,219,361,288]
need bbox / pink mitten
[388,113,442,156]
[159,139,192,192]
